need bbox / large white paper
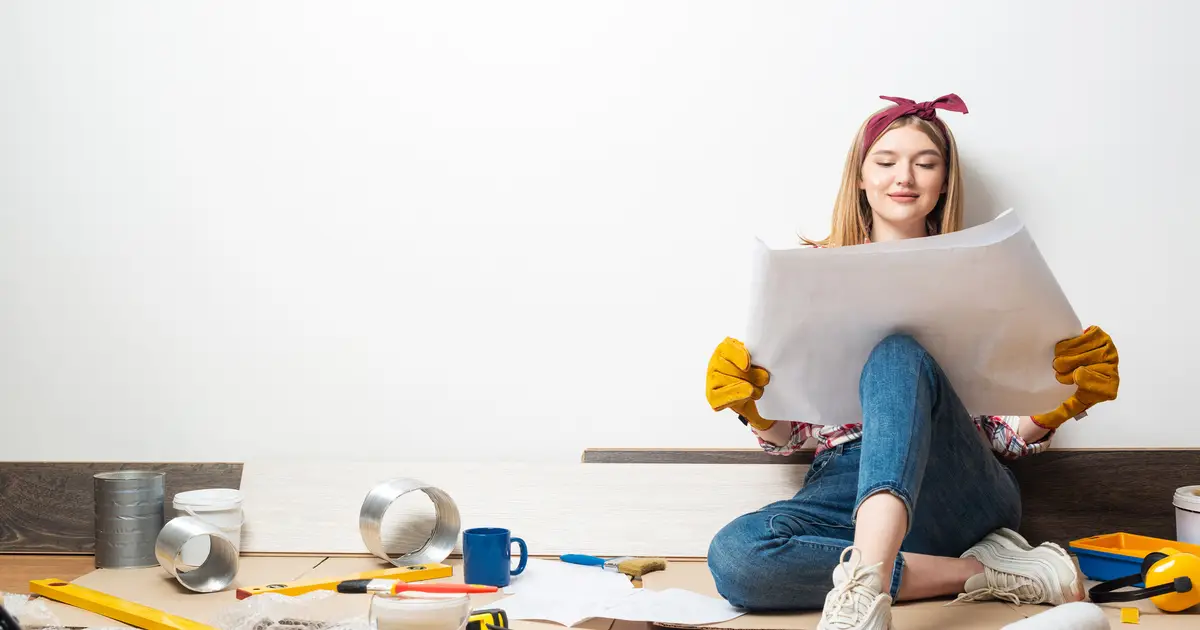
[744,209,1081,424]
[595,588,745,625]
[502,558,636,597]
[491,589,745,627]
[491,559,745,627]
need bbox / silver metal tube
[93,471,165,568]
[359,478,460,566]
[155,516,239,592]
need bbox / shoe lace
[823,547,884,629]
[948,566,1046,607]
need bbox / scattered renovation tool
[335,579,399,594]
[334,579,497,595]
[559,554,667,578]
[235,563,453,599]
[466,608,508,630]
[28,579,216,630]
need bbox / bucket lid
[1174,485,1200,508]
[173,488,243,509]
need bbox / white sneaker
[817,546,894,630]
[953,528,1084,606]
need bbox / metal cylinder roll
[155,516,239,592]
[93,471,166,569]
[359,478,460,566]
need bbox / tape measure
[235,563,453,599]
[467,609,509,630]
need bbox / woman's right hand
[705,337,776,430]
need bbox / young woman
[703,94,1121,630]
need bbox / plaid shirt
[754,415,1052,460]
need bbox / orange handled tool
[393,582,498,594]
[336,579,499,595]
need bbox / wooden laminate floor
[0,555,95,594]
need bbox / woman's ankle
[896,554,985,601]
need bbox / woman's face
[859,124,947,236]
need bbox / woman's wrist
[1018,416,1053,443]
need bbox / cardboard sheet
[1069,578,1199,629]
[31,555,615,630]
[294,557,615,630]
[23,555,1199,629]
[641,560,1200,629]
[744,208,1081,425]
[37,556,324,628]
[639,559,1027,630]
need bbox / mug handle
[510,537,528,575]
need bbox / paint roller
[1000,602,1111,630]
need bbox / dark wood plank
[1007,450,1200,549]
[0,463,243,554]
[582,448,1200,550]
[582,448,816,465]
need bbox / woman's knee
[861,333,937,388]
[707,514,831,611]
[868,333,927,365]
[708,515,770,608]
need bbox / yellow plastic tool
[234,562,453,599]
[466,608,508,630]
[29,579,215,630]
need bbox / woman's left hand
[1030,325,1120,430]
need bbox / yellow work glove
[705,337,777,431]
[1031,325,1120,430]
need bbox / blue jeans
[707,334,1023,611]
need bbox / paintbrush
[559,554,667,578]
[336,580,497,595]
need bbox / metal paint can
[93,470,165,568]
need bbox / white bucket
[172,488,244,566]
[1174,485,1200,546]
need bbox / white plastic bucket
[1174,485,1200,546]
[172,488,244,566]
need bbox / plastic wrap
[3,594,48,624]
[2,593,66,630]
[214,592,369,630]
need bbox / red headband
[862,94,968,154]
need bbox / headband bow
[862,93,968,154]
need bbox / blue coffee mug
[462,527,528,587]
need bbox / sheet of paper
[492,589,745,627]
[502,558,635,597]
[595,588,745,625]
[492,559,745,627]
[745,208,1081,424]
[488,592,602,627]
[493,558,634,626]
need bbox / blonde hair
[803,111,964,247]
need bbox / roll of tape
[359,478,460,566]
[155,516,239,593]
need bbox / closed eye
[875,162,895,167]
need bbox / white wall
[2,1,1196,462]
